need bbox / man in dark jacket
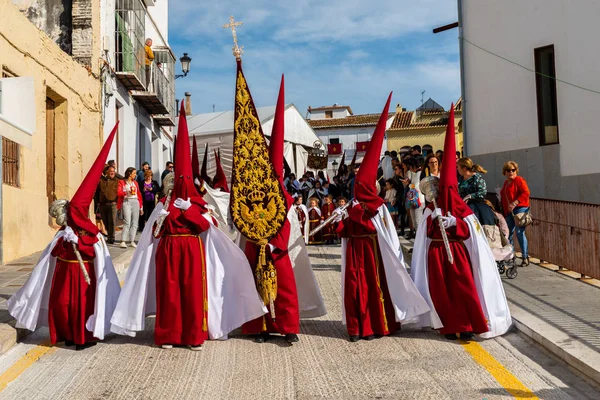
[95,166,119,244]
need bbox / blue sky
[169,1,460,116]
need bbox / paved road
[0,245,598,399]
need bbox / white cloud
[170,0,458,43]
[170,1,461,116]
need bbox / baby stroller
[484,194,518,279]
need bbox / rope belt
[309,219,321,223]
[57,257,92,263]
[163,234,200,238]
[431,238,464,243]
[351,234,378,238]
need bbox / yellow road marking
[0,343,56,392]
[461,341,539,400]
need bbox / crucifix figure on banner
[223,15,244,59]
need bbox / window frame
[534,44,560,146]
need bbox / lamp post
[175,53,192,79]
[331,159,338,177]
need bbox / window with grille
[115,0,146,85]
[2,68,20,187]
[2,137,19,187]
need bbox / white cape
[201,182,239,242]
[286,207,327,318]
[340,203,430,325]
[410,208,512,338]
[237,208,327,319]
[110,202,267,339]
[8,232,121,340]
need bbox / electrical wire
[463,37,600,95]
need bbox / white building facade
[100,0,175,177]
[462,0,600,203]
[308,106,392,177]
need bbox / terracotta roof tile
[308,113,382,129]
[389,110,449,131]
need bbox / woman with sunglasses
[500,161,531,266]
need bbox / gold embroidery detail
[230,67,287,321]
[255,260,278,318]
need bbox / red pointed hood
[269,75,285,181]
[69,122,119,234]
[268,74,293,209]
[338,150,346,176]
[212,149,230,192]
[200,143,211,185]
[173,101,205,205]
[354,92,392,211]
[349,149,358,170]
[438,104,471,218]
[191,136,201,182]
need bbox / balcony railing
[115,0,146,91]
[131,49,175,125]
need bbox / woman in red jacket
[117,167,143,248]
[500,161,531,265]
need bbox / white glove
[320,220,325,225]
[333,209,342,216]
[441,214,457,229]
[158,208,170,218]
[463,194,472,202]
[194,178,201,186]
[174,197,192,211]
[63,226,78,244]
[432,208,443,219]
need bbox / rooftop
[308,113,392,129]
[307,104,354,115]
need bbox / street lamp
[175,53,192,79]
[331,159,338,176]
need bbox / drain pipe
[457,0,468,156]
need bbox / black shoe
[107,238,115,245]
[363,335,375,341]
[521,256,530,267]
[254,335,265,343]
[64,340,75,347]
[349,335,360,343]
[459,332,475,341]
[75,342,97,351]
[444,334,458,341]
[285,334,299,344]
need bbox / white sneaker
[119,242,127,248]
[130,242,137,248]
[161,344,173,349]
[189,345,203,351]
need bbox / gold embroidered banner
[229,60,287,247]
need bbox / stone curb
[398,237,600,387]
[0,248,135,356]
[509,303,600,386]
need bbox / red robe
[242,219,300,335]
[337,205,400,337]
[320,203,336,241]
[308,208,324,245]
[154,198,211,346]
[48,231,97,345]
[426,214,488,335]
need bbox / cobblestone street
[0,244,597,399]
